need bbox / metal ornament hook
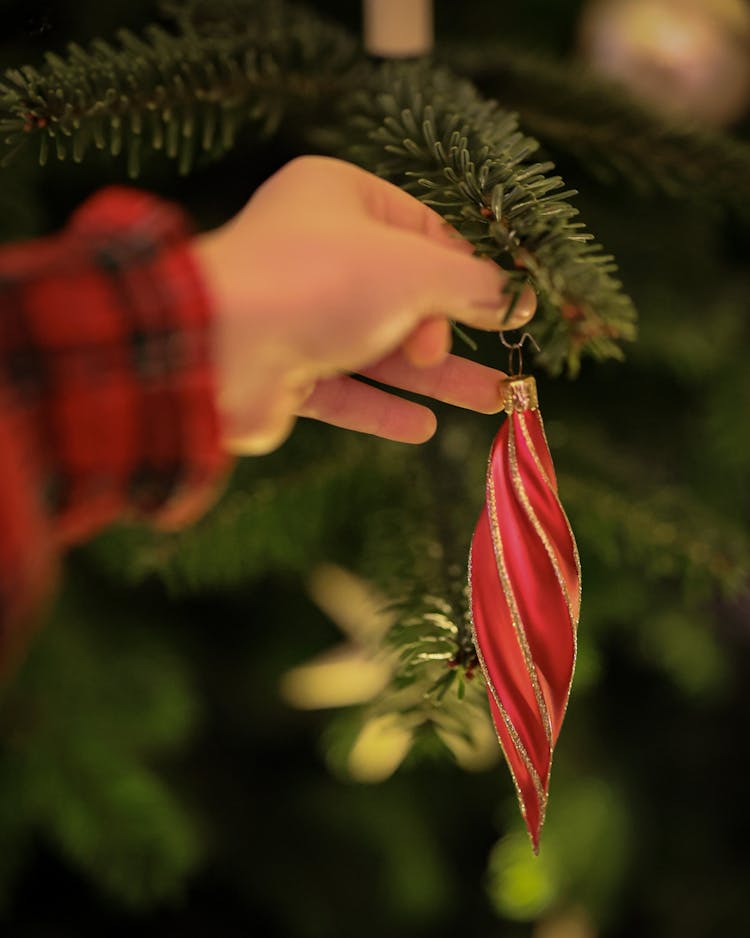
[499,331,540,377]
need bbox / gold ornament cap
[501,375,538,414]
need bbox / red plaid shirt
[0,187,228,674]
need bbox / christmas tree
[2,1,750,935]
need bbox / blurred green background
[1,1,750,936]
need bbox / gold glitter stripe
[533,413,582,593]
[509,419,577,631]
[515,413,581,756]
[519,415,583,621]
[517,410,555,493]
[468,547,548,842]
[487,464,554,747]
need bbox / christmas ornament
[469,345,581,852]
[579,0,750,127]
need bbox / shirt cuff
[0,382,56,676]
[0,186,229,546]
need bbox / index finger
[360,348,509,414]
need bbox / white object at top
[363,0,434,57]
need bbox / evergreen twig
[0,0,357,177]
[441,42,750,215]
[336,63,637,375]
[0,0,637,374]
[561,472,750,596]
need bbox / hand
[192,155,536,454]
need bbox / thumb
[371,227,537,333]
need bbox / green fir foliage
[335,62,637,374]
[0,0,357,177]
[441,41,750,216]
[1,0,636,374]
[1,0,750,933]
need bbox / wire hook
[500,331,540,376]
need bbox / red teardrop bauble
[469,375,581,852]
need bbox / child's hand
[192,155,536,454]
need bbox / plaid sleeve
[0,187,228,666]
[0,380,56,676]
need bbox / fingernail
[471,283,536,327]
[501,300,535,331]
[500,286,537,330]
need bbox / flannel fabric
[0,187,228,674]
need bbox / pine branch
[333,63,637,375]
[85,424,431,595]
[441,42,750,216]
[386,586,478,699]
[561,472,750,597]
[352,432,485,712]
[1,1,637,373]
[88,441,374,593]
[309,568,495,782]
[0,0,357,177]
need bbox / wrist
[190,230,313,454]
